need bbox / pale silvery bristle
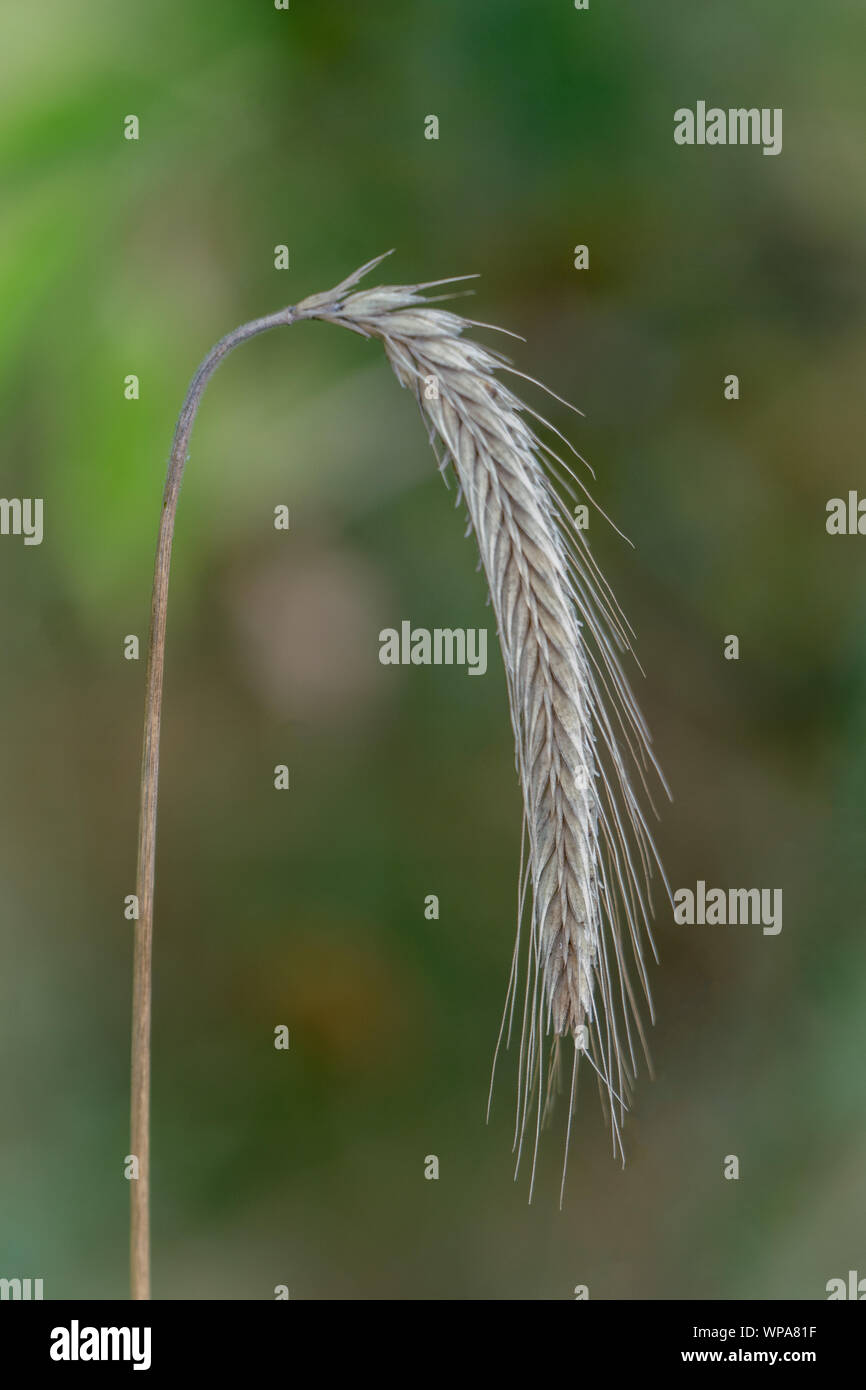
[295,255,669,1190]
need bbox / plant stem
[131,305,295,1300]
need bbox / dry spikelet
[292,252,670,1196]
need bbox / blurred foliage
[1,0,865,1298]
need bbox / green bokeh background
[2,0,865,1299]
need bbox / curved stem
[131,305,295,1300]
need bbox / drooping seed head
[299,253,668,1185]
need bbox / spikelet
[295,254,669,1193]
